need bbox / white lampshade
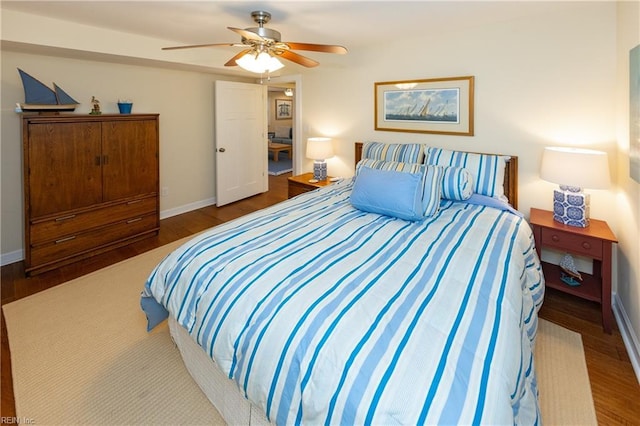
[541,146,610,227]
[236,52,284,74]
[540,147,610,189]
[306,137,334,160]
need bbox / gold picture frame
[374,76,474,136]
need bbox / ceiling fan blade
[162,43,239,50]
[228,27,264,42]
[277,50,319,68]
[224,49,253,67]
[284,42,348,55]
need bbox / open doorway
[267,74,301,177]
[267,85,294,176]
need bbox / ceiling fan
[162,10,348,73]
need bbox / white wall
[615,0,640,381]
[302,2,618,225]
[0,50,249,262]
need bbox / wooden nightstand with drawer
[287,173,334,198]
[530,208,618,333]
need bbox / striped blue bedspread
[142,180,545,425]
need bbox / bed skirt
[169,317,272,425]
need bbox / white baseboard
[613,292,640,385]
[159,197,216,220]
[1,249,24,267]
[0,197,218,267]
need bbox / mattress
[143,179,545,425]
[169,316,270,425]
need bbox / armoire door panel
[102,120,159,201]
[28,122,102,217]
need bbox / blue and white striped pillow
[425,147,508,200]
[441,166,474,201]
[362,142,425,164]
[421,164,444,216]
[355,158,423,175]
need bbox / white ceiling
[2,1,582,53]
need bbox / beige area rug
[3,239,596,425]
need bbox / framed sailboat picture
[374,76,474,136]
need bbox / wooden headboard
[354,142,518,209]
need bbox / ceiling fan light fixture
[162,10,347,71]
[236,51,284,73]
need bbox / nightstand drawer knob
[551,234,560,242]
[582,241,591,250]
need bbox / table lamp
[306,137,334,181]
[540,146,610,227]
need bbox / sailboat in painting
[18,68,79,112]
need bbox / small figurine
[89,96,101,115]
[560,253,582,286]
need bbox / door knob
[218,148,226,152]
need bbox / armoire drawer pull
[582,241,591,250]
[55,235,76,244]
[55,214,76,222]
[551,234,560,242]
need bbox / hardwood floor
[2,172,639,423]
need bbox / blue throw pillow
[350,165,443,221]
[351,166,424,221]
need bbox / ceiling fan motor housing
[245,26,281,42]
[246,11,280,42]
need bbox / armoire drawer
[30,197,157,245]
[30,213,158,267]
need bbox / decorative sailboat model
[559,253,583,286]
[17,68,79,112]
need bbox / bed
[141,141,544,425]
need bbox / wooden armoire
[21,113,160,275]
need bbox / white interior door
[215,80,268,206]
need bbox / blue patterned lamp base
[552,186,590,227]
[313,160,327,181]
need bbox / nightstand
[287,172,334,198]
[530,208,618,333]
